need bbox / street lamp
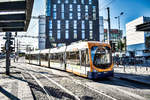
[115,12,124,33]
[115,12,124,52]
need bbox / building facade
[45,0,99,48]
[126,16,150,57]
[99,16,104,42]
[104,29,123,51]
[39,15,46,50]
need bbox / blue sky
[100,0,150,36]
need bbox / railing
[114,58,150,73]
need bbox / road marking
[41,74,80,100]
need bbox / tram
[25,41,114,79]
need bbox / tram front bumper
[88,70,114,79]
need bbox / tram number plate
[104,72,108,74]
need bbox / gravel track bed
[22,72,49,100]
[70,75,149,100]
[44,73,113,100]
[111,78,150,99]
[14,62,150,100]
[32,72,76,100]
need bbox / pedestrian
[115,54,119,67]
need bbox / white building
[126,16,150,57]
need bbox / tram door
[81,49,89,75]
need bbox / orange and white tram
[25,41,114,79]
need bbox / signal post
[3,32,14,75]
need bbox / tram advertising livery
[25,41,114,79]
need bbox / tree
[117,39,125,52]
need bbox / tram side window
[45,54,49,61]
[50,53,63,63]
[66,51,80,65]
[25,54,29,59]
[30,54,33,60]
[81,49,90,67]
[40,54,48,61]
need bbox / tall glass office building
[45,0,99,48]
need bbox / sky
[0,0,150,50]
[99,0,150,36]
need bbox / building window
[65,0,68,4]
[49,20,52,29]
[65,30,69,39]
[77,5,81,12]
[93,6,96,12]
[69,4,73,11]
[53,4,56,11]
[78,13,81,20]
[65,20,69,29]
[81,0,84,4]
[58,0,61,4]
[61,4,64,12]
[73,0,76,4]
[82,21,85,29]
[85,13,88,20]
[61,12,64,19]
[53,12,57,19]
[89,0,92,4]
[69,13,73,19]
[57,20,61,29]
[49,30,52,38]
[57,30,61,39]
[85,5,88,12]
[93,13,96,20]
[82,30,85,39]
[74,30,77,39]
[90,31,93,39]
[89,21,93,29]
[74,20,77,29]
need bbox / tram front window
[91,46,112,69]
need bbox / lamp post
[115,12,124,33]
[115,12,124,52]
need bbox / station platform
[114,65,150,85]
[0,66,33,100]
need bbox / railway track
[13,62,150,100]
[14,63,116,100]
[15,68,79,100]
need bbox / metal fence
[113,57,150,72]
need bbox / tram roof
[40,49,49,53]
[28,41,110,54]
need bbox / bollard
[135,65,137,72]
[123,64,126,72]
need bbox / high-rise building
[126,16,150,57]
[99,16,104,42]
[45,0,99,48]
[39,15,46,50]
